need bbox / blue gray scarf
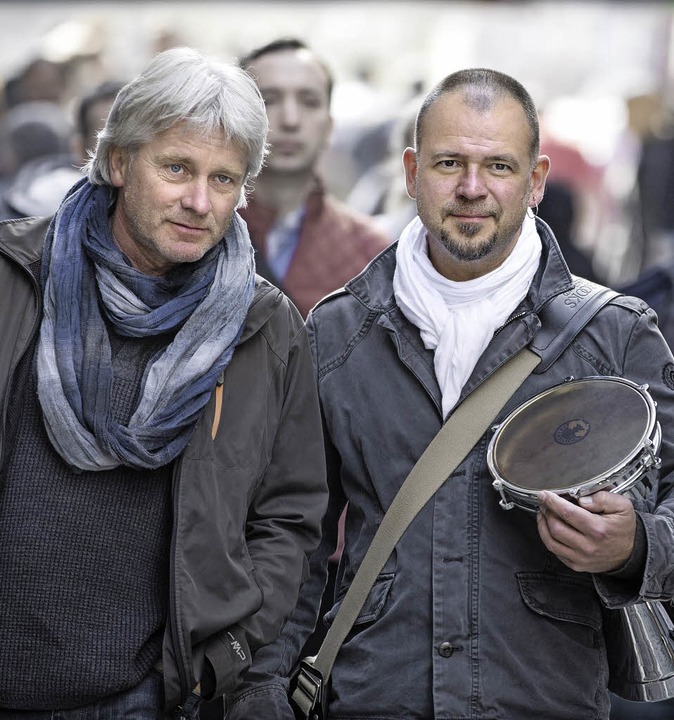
[37,178,255,471]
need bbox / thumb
[578,490,627,514]
[577,493,598,510]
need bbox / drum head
[490,377,654,492]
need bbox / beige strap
[211,382,224,440]
[308,347,540,682]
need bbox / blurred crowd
[2,20,674,301]
[0,56,118,220]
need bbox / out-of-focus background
[4,3,674,720]
[1,0,673,285]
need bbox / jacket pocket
[517,571,602,631]
[323,572,395,628]
[512,571,608,717]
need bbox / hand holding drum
[535,489,637,573]
[487,376,661,571]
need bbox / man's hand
[536,490,636,573]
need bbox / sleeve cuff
[204,624,252,698]
[604,512,647,581]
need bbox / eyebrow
[486,153,521,168]
[431,151,521,167]
[155,151,188,164]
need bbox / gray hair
[85,47,269,193]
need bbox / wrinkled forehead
[420,89,535,160]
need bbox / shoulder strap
[291,277,620,718]
[531,277,620,372]
[291,347,540,717]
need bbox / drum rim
[486,375,658,496]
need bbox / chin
[164,243,209,265]
[268,158,312,175]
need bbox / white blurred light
[543,95,628,167]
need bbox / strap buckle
[289,656,324,720]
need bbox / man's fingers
[577,490,633,514]
[538,490,588,530]
[536,489,637,572]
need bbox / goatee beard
[439,228,499,262]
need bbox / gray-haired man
[0,47,326,719]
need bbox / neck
[253,171,315,216]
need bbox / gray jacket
[0,215,328,711]
[227,218,674,719]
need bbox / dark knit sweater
[0,329,173,709]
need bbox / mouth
[170,221,210,236]
[444,208,495,223]
[273,141,304,155]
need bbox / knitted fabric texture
[0,331,172,708]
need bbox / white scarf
[393,214,542,418]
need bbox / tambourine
[487,376,662,512]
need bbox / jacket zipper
[458,309,537,405]
[494,309,530,336]
[168,452,192,704]
[0,254,42,469]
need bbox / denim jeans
[0,670,202,720]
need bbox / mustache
[441,204,497,219]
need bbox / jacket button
[438,641,454,658]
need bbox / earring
[527,197,538,218]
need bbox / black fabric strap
[531,277,619,372]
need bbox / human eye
[299,91,323,109]
[158,161,187,181]
[261,90,279,106]
[437,158,458,170]
[211,172,239,192]
[489,157,517,174]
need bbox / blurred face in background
[77,95,118,162]
[248,48,333,176]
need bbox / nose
[279,96,301,129]
[181,178,211,215]
[456,166,487,201]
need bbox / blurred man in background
[74,78,126,162]
[239,38,389,318]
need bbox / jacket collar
[0,215,52,266]
[239,276,284,343]
[344,216,575,318]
